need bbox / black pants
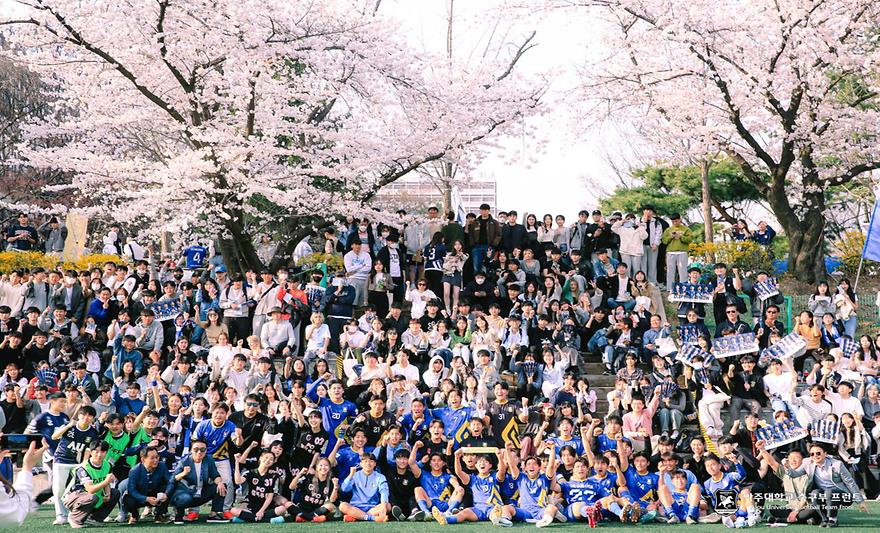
[808,488,854,522]
[767,506,819,524]
[224,316,251,344]
[424,270,443,298]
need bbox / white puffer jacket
[612,220,649,257]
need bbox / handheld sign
[669,282,714,304]
[712,333,759,359]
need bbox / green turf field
[20,503,880,531]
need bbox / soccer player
[703,453,749,521]
[618,447,660,523]
[502,445,563,527]
[349,394,396,449]
[486,382,521,448]
[339,453,391,522]
[330,427,369,486]
[433,447,510,526]
[289,408,329,468]
[539,417,584,456]
[410,442,464,521]
[51,405,98,525]
[306,377,358,450]
[658,465,703,524]
[429,389,475,446]
[192,402,241,512]
[588,453,640,523]
[229,444,293,523]
[556,458,604,528]
[287,458,337,522]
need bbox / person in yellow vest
[63,440,119,528]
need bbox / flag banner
[863,199,880,262]
[712,333,759,358]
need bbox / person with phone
[0,439,46,526]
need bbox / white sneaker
[723,516,735,528]
[536,516,553,528]
[52,517,67,526]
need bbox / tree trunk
[700,158,714,244]
[784,210,827,284]
[219,217,263,274]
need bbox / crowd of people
[0,204,874,529]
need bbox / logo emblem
[714,489,738,515]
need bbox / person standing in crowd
[752,220,776,247]
[38,217,68,256]
[376,232,406,304]
[640,205,666,285]
[611,213,648,275]
[501,210,527,254]
[466,204,501,274]
[5,213,38,252]
[344,239,372,308]
[661,214,691,291]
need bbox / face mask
[277,274,287,281]
[91,282,101,291]
[64,277,75,285]
[623,221,634,228]
[311,276,322,283]
[381,231,390,238]
[359,225,368,232]
[692,362,704,370]
[116,295,126,302]
[137,269,146,275]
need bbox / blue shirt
[340,470,389,507]
[193,420,237,461]
[429,406,473,445]
[515,472,551,509]
[335,446,362,485]
[624,465,658,502]
[420,471,453,501]
[26,411,69,454]
[703,463,745,507]
[183,246,208,269]
[306,379,358,450]
[469,473,503,507]
[550,436,584,456]
[54,424,99,465]
[558,477,603,504]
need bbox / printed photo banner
[669,282,715,303]
[148,300,182,321]
[754,278,780,301]
[676,343,715,368]
[677,324,704,346]
[759,420,808,450]
[659,381,680,399]
[712,333,759,358]
[810,419,840,445]
[758,332,807,366]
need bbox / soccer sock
[608,502,623,518]
[418,500,431,513]
[446,516,459,524]
[687,504,699,519]
[313,508,330,518]
[364,515,374,521]
[447,497,461,510]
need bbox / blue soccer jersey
[550,436,584,456]
[421,471,453,501]
[558,477,603,504]
[703,463,745,507]
[516,472,551,509]
[192,419,237,461]
[183,246,208,269]
[589,472,617,497]
[624,465,658,502]
[26,411,69,454]
[469,473,503,507]
[335,445,362,484]
[595,434,631,453]
[307,381,358,449]
[430,406,473,445]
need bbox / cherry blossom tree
[573,0,880,283]
[1,0,541,272]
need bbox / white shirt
[343,250,372,280]
[763,372,794,401]
[260,320,295,349]
[387,247,401,277]
[306,324,330,351]
[390,363,419,383]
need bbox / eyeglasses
[417,283,427,286]
[810,451,824,457]
[246,402,260,407]
[726,311,738,314]
[767,310,778,314]
[192,447,206,453]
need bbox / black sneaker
[391,506,405,522]
[173,516,184,525]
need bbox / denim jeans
[587,330,608,353]
[659,408,683,433]
[471,245,490,273]
[607,298,636,311]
